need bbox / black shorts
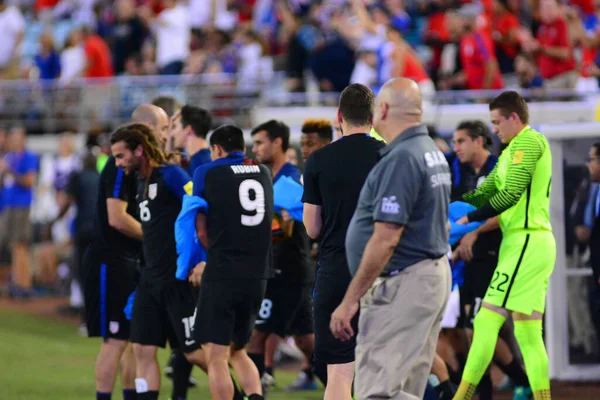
[130,274,200,353]
[195,279,267,347]
[313,270,358,364]
[83,246,138,340]
[462,255,497,329]
[254,280,314,337]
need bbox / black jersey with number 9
[193,154,274,282]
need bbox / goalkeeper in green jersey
[452,91,555,400]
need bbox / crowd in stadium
[2,0,600,92]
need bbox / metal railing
[0,72,598,134]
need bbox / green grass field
[0,309,324,400]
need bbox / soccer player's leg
[83,248,136,399]
[503,233,555,400]
[247,281,298,390]
[454,232,555,400]
[313,273,357,400]
[130,277,167,400]
[287,284,322,391]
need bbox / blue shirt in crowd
[2,150,39,208]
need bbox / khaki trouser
[355,257,451,400]
[543,70,579,90]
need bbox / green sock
[513,319,550,392]
[462,308,506,385]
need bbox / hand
[451,247,462,262]
[188,261,206,287]
[575,225,591,243]
[457,230,478,262]
[522,39,540,53]
[456,216,469,225]
[330,300,359,341]
[0,159,8,174]
[280,209,292,222]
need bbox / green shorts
[483,231,555,315]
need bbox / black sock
[311,356,328,386]
[435,380,456,400]
[248,353,265,377]
[97,392,111,400]
[497,359,530,387]
[122,389,137,400]
[478,373,493,400]
[247,395,264,400]
[264,366,274,376]
[302,367,314,381]
[171,350,193,399]
[136,392,158,400]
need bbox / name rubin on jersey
[231,165,260,174]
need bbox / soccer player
[110,123,200,400]
[247,120,319,391]
[82,129,142,400]
[131,104,170,146]
[171,104,213,175]
[300,119,333,162]
[302,83,384,400]
[453,91,555,400]
[450,121,532,400]
[188,124,273,400]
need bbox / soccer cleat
[285,371,318,391]
[513,386,533,400]
[261,372,276,392]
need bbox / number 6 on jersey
[239,179,265,226]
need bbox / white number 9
[239,179,265,227]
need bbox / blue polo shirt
[2,150,39,208]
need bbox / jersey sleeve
[193,164,210,198]
[372,156,422,226]
[301,154,321,205]
[102,162,131,201]
[162,165,193,202]
[468,133,546,222]
[461,164,498,207]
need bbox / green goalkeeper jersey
[463,126,553,234]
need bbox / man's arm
[107,198,143,240]
[195,212,209,249]
[341,222,404,304]
[303,203,322,239]
[461,165,499,208]
[467,134,545,222]
[301,154,322,239]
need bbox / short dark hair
[456,120,493,149]
[151,96,181,118]
[251,120,290,152]
[210,125,245,153]
[338,84,375,127]
[593,142,600,157]
[489,91,529,125]
[301,119,333,143]
[181,105,212,139]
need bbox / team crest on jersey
[512,150,524,164]
[109,321,120,334]
[149,183,158,200]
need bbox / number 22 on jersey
[239,179,265,227]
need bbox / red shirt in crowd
[536,17,576,79]
[402,52,430,83]
[424,13,451,70]
[459,30,504,89]
[84,36,114,78]
[493,11,521,58]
